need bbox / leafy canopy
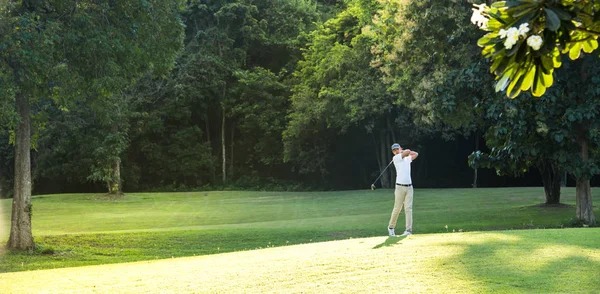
[472,0,600,98]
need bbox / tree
[468,93,567,205]
[284,0,422,188]
[367,0,498,187]
[472,55,599,224]
[471,0,600,97]
[0,0,184,250]
[176,0,319,185]
[34,96,129,194]
[472,1,599,225]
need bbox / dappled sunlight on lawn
[1,229,599,293]
[441,229,600,293]
[0,233,484,293]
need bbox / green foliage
[0,0,186,197]
[369,0,486,130]
[284,0,414,178]
[230,68,288,166]
[472,0,600,97]
[469,55,600,181]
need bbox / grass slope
[0,188,597,273]
[1,228,599,293]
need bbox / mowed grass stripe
[1,228,599,293]
[0,188,580,236]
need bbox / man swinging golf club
[388,143,419,237]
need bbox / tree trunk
[575,137,596,225]
[204,113,216,182]
[230,121,234,179]
[473,134,479,188]
[7,93,34,250]
[575,179,595,225]
[372,133,382,186]
[107,124,122,195]
[539,163,561,205]
[387,116,397,143]
[205,113,211,145]
[107,158,121,194]
[221,108,226,184]
[379,131,390,188]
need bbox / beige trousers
[388,185,413,232]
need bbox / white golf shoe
[401,231,412,236]
[388,227,395,236]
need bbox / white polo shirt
[393,154,412,185]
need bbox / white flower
[471,4,489,29]
[518,23,530,37]
[503,27,520,49]
[498,29,508,39]
[527,35,543,51]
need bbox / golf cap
[391,143,401,150]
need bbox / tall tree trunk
[379,131,390,188]
[7,93,34,250]
[538,163,561,204]
[204,113,211,145]
[107,125,122,195]
[221,108,226,184]
[107,158,121,194]
[372,133,383,186]
[387,116,397,143]
[473,134,479,188]
[230,122,234,179]
[576,179,595,225]
[204,113,216,182]
[575,136,596,225]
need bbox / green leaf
[520,62,535,91]
[582,39,598,53]
[550,7,572,21]
[531,64,547,97]
[495,73,511,93]
[544,9,561,31]
[506,1,526,7]
[554,133,563,143]
[569,42,582,60]
[491,1,508,8]
[506,41,521,57]
[477,34,500,47]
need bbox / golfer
[388,143,418,237]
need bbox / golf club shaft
[372,160,394,186]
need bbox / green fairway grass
[1,228,599,293]
[0,187,597,274]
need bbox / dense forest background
[1,0,598,197]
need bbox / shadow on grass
[0,229,377,273]
[441,229,600,292]
[372,236,406,249]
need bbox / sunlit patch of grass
[438,229,600,293]
[1,229,598,293]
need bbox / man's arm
[401,150,411,158]
[409,151,419,161]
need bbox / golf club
[370,160,394,190]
